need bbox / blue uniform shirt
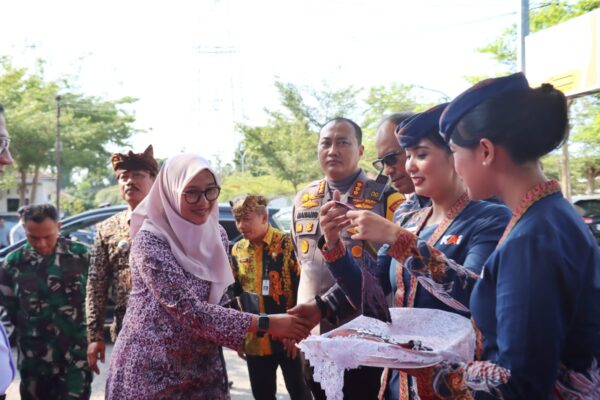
[471,192,600,398]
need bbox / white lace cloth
[299,308,476,400]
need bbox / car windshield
[575,200,600,217]
[273,207,292,233]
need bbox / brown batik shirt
[86,209,132,343]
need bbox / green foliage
[0,174,17,190]
[477,1,600,194]
[238,82,362,191]
[360,84,429,172]
[0,57,140,206]
[478,1,600,72]
[61,196,87,216]
[94,185,124,207]
[237,80,434,188]
[239,116,320,191]
[220,174,296,202]
[272,81,361,130]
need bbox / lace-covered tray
[298,308,475,400]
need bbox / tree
[0,58,139,208]
[238,82,360,191]
[479,1,600,73]
[360,84,430,171]
[477,1,600,195]
[570,95,600,193]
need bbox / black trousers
[246,353,311,400]
[302,352,382,400]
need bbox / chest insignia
[318,180,326,196]
[300,240,309,254]
[351,181,364,197]
[351,245,363,258]
[301,200,319,209]
[352,198,376,210]
[346,227,359,235]
[440,234,463,245]
[306,222,314,233]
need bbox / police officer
[290,117,403,400]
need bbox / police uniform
[0,237,91,400]
[292,170,402,314]
[292,170,403,400]
[86,209,132,343]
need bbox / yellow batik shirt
[230,225,300,356]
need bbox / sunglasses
[372,150,404,171]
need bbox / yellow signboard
[526,9,600,98]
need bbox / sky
[0,0,520,165]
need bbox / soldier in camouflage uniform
[0,204,91,400]
[85,145,157,375]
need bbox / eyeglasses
[182,186,221,204]
[0,138,10,154]
[372,151,404,171]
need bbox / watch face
[258,315,269,331]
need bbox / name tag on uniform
[262,279,270,296]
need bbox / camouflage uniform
[0,237,91,400]
[86,209,131,343]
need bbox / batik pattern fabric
[106,227,252,400]
[86,209,132,343]
[230,224,300,356]
[0,237,92,399]
[390,182,600,399]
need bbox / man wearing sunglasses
[86,145,157,376]
[290,117,404,400]
[373,113,431,223]
[0,105,16,399]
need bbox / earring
[482,161,487,166]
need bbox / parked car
[0,203,281,343]
[273,206,292,233]
[572,195,600,245]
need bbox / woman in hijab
[106,154,311,399]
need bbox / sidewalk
[5,347,291,400]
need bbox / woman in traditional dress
[345,73,600,398]
[106,154,311,399]
[318,104,511,399]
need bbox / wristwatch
[257,313,269,337]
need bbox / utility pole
[55,95,61,216]
[241,149,248,174]
[517,0,529,72]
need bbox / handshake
[246,299,324,359]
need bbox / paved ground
[5,345,291,399]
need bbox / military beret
[439,72,530,142]
[111,145,158,176]
[395,103,448,149]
